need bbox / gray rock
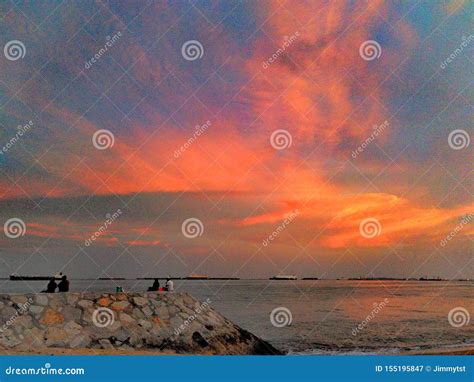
[120,313,135,324]
[10,295,28,305]
[62,307,82,321]
[138,319,152,329]
[111,301,130,311]
[132,308,145,319]
[64,321,83,336]
[13,315,33,331]
[44,327,67,347]
[133,297,148,307]
[155,306,170,320]
[142,306,153,317]
[29,305,44,315]
[67,294,79,305]
[0,335,22,347]
[78,300,94,309]
[35,295,49,306]
[98,339,114,349]
[170,316,183,329]
[111,328,131,342]
[69,334,91,349]
[0,306,17,322]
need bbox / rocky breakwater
[0,292,281,355]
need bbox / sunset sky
[0,0,472,279]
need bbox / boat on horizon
[270,275,297,280]
[186,274,209,280]
[10,275,60,281]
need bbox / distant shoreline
[2,278,472,282]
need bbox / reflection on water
[1,279,472,354]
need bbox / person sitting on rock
[147,278,160,291]
[165,277,174,292]
[58,275,70,292]
[43,278,57,293]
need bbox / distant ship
[270,275,297,280]
[10,274,59,281]
[186,274,209,280]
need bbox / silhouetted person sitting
[148,278,160,291]
[58,275,69,292]
[43,278,57,293]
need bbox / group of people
[43,275,69,293]
[147,278,174,292]
[41,275,174,293]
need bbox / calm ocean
[0,279,472,354]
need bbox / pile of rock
[0,292,281,355]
